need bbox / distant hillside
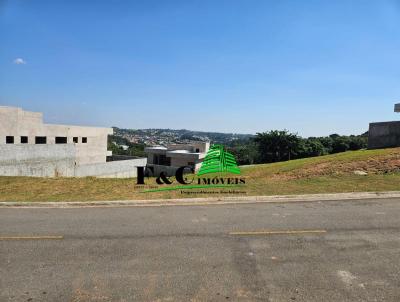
[112,127,254,145]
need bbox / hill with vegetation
[112,127,253,145]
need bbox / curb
[1,191,400,208]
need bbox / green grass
[1,148,400,202]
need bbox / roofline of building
[0,106,112,132]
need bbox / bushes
[108,135,146,157]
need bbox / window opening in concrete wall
[73,137,78,143]
[55,137,67,144]
[20,136,28,144]
[82,137,87,143]
[35,136,47,144]
[6,136,14,144]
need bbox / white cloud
[13,58,26,65]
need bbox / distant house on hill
[145,142,210,176]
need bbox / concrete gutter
[1,191,400,208]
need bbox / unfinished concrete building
[0,106,146,177]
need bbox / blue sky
[1,0,400,137]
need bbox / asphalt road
[1,198,400,302]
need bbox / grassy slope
[1,148,400,202]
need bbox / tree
[107,135,146,157]
[254,130,303,163]
[331,136,350,153]
[300,139,326,157]
[227,142,259,165]
[348,136,367,150]
[252,130,368,164]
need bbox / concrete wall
[167,142,210,153]
[368,121,400,149]
[45,124,112,165]
[75,158,147,178]
[0,145,76,177]
[0,106,112,165]
[0,106,147,178]
[0,145,147,178]
[168,154,204,171]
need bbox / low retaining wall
[75,158,147,178]
[0,145,76,177]
[368,121,400,149]
[0,145,147,178]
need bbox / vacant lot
[1,148,400,202]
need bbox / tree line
[227,130,368,165]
